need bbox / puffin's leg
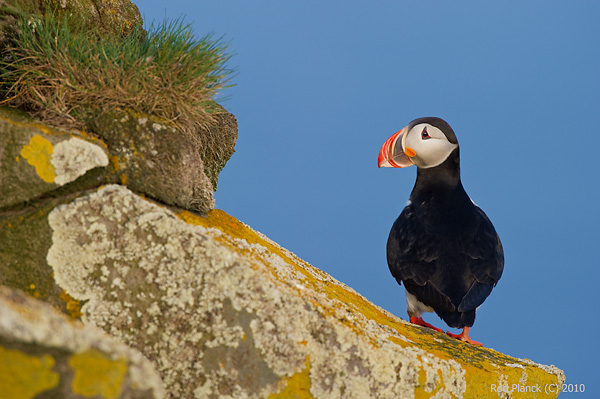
[409,316,443,333]
[446,327,483,346]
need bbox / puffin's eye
[421,127,430,139]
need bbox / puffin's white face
[403,123,458,168]
[378,122,458,169]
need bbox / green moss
[0,201,80,317]
[0,344,59,399]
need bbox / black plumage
[379,117,503,344]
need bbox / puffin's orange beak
[378,127,414,168]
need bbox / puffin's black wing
[386,202,456,313]
[456,205,504,312]
[387,201,504,316]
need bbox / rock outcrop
[40,183,564,399]
[0,104,236,215]
[84,107,237,214]
[0,285,165,399]
[0,0,143,43]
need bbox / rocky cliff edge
[1,156,565,398]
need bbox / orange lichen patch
[71,128,108,148]
[0,114,59,136]
[413,359,447,399]
[20,135,56,183]
[178,209,283,269]
[120,173,128,184]
[414,366,429,399]
[179,210,328,280]
[69,349,127,399]
[27,283,42,299]
[0,112,103,144]
[385,320,544,392]
[59,290,83,319]
[37,125,57,136]
[268,357,313,399]
[461,360,559,399]
[110,155,121,171]
[0,345,59,399]
[178,209,252,242]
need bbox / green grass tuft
[0,11,233,132]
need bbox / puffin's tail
[436,309,476,329]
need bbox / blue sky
[140,1,599,395]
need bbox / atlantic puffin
[378,117,504,346]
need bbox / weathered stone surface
[0,104,236,217]
[60,0,144,36]
[45,184,565,399]
[86,108,219,214]
[0,108,109,209]
[0,0,143,40]
[0,104,231,315]
[0,198,72,316]
[198,104,238,190]
[0,285,165,399]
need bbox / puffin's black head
[378,117,459,169]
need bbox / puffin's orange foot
[446,327,483,346]
[409,316,443,332]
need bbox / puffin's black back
[387,135,504,329]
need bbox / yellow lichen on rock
[0,345,59,399]
[0,286,166,399]
[177,209,313,277]
[268,357,313,399]
[59,290,83,319]
[69,349,128,399]
[20,134,56,183]
[178,209,260,245]
[46,186,563,398]
[178,207,565,399]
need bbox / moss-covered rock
[0,101,236,317]
[53,0,143,37]
[0,103,236,214]
[0,107,109,209]
[0,285,165,399]
[0,198,70,315]
[86,108,229,214]
[197,103,238,190]
[0,0,143,41]
[45,184,564,399]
